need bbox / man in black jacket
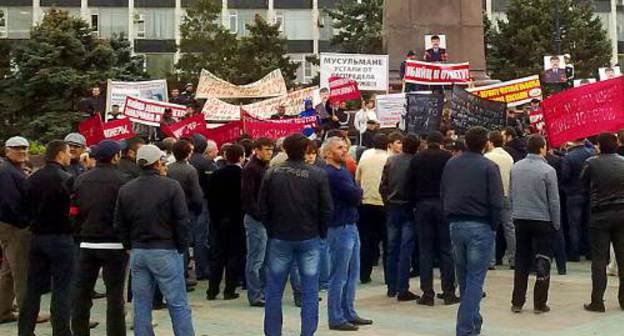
[206,144,246,300]
[118,137,145,180]
[410,131,459,306]
[114,144,194,336]
[502,127,527,163]
[71,140,128,336]
[18,140,74,336]
[259,133,333,336]
[582,133,624,312]
[64,133,88,177]
[241,137,274,307]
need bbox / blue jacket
[0,161,29,227]
[561,144,596,196]
[325,164,362,227]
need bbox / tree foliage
[486,0,611,81]
[0,9,147,141]
[326,0,383,54]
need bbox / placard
[542,55,568,84]
[598,66,622,81]
[450,86,507,134]
[405,93,445,135]
[328,76,361,103]
[123,96,186,127]
[106,79,168,113]
[195,69,287,99]
[404,61,470,85]
[376,93,406,129]
[466,75,542,107]
[320,53,389,91]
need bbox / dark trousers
[18,234,74,336]
[72,248,128,336]
[566,194,590,260]
[415,199,455,297]
[208,220,243,296]
[357,204,387,283]
[511,220,554,309]
[589,210,624,306]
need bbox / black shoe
[89,321,99,329]
[152,302,167,310]
[206,293,218,301]
[488,266,496,270]
[186,279,198,287]
[223,293,240,300]
[349,317,373,325]
[417,296,434,306]
[558,270,567,275]
[443,295,461,305]
[511,306,522,313]
[186,286,195,293]
[409,270,420,278]
[386,290,397,298]
[584,303,606,313]
[92,290,106,300]
[436,293,445,300]
[360,278,372,284]
[294,296,302,307]
[397,291,420,302]
[329,322,359,331]
[250,300,265,307]
[534,305,550,314]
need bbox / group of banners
[195,69,288,99]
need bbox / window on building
[0,8,8,39]
[134,13,146,38]
[229,12,238,34]
[304,58,313,79]
[91,13,99,35]
[275,13,284,33]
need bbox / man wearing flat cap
[65,133,88,177]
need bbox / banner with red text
[329,76,361,103]
[102,119,135,142]
[79,115,105,146]
[244,121,304,140]
[241,109,316,127]
[195,69,288,99]
[404,61,470,85]
[160,114,207,139]
[198,121,243,147]
[542,77,624,147]
[123,96,186,127]
[467,75,542,107]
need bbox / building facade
[0,0,349,83]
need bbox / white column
[174,0,182,64]
[610,0,618,65]
[267,0,275,23]
[312,0,319,55]
[80,0,89,22]
[221,0,228,28]
[485,0,492,18]
[128,0,134,53]
[32,0,41,26]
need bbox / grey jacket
[510,154,561,230]
[167,161,204,215]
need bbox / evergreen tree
[487,0,611,81]
[326,0,383,54]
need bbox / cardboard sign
[404,61,470,85]
[106,79,168,113]
[328,76,361,103]
[405,93,445,135]
[195,69,287,99]
[542,77,624,147]
[467,75,542,107]
[320,53,389,91]
[450,86,507,134]
[375,93,406,129]
[123,96,186,127]
[79,115,105,146]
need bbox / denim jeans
[566,194,589,260]
[319,239,330,290]
[130,249,194,336]
[191,202,210,279]
[385,206,415,296]
[264,238,320,336]
[18,234,74,336]
[327,225,361,326]
[450,221,494,336]
[244,214,268,304]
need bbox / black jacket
[581,154,624,213]
[167,161,204,215]
[380,153,414,207]
[503,138,528,163]
[207,164,243,229]
[407,146,452,203]
[361,130,376,148]
[114,168,189,252]
[258,159,333,240]
[0,160,29,227]
[241,156,269,221]
[72,163,127,243]
[441,152,504,230]
[118,156,141,180]
[25,162,73,235]
[189,137,218,199]
[561,144,596,196]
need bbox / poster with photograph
[543,55,567,84]
[599,66,622,81]
[573,78,597,87]
[424,34,448,62]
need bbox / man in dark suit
[270,105,292,120]
[543,56,567,84]
[424,35,448,62]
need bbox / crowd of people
[1,97,624,336]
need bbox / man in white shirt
[484,131,516,269]
[354,99,378,145]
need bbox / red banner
[328,76,361,103]
[198,122,243,147]
[160,114,207,139]
[528,107,545,134]
[123,96,186,127]
[244,121,304,140]
[404,61,470,85]
[79,115,104,146]
[542,77,624,147]
[102,119,135,142]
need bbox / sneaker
[329,322,359,331]
[417,296,434,306]
[583,302,606,313]
[511,306,522,313]
[397,291,420,302]
[533,305,550,314]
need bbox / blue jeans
[450,221,494,336]
[130,249,194,336]
[386,206,415,295]
[191,202,210,279]
[244,214,268,304]
[327,225,361,326]
[566,194,589,260]
[319,239,330,290]
[264,238,320,336]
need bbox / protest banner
[404,61,470,85]
[123,96,186,127]
[199,121,243,147]
[160,114,207,139]
[375,93,406,129]
[106,79,168,113]
[244,120,304,140]
[542,77,624,147]
[467,75,542,107]
[320,53,389,91]
[405,93,445,135]
[328,76,361,103]
[528,107,545,134]
[202,87,320,121]
[241,109,316,127]
[450,86,507,134]
[79,115,105,146]
[195,69,287,99]
[102,118,135,142]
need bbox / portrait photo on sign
[599,66,622,81]
[573,78,597,87]
[424,34,448,63]
[542,55,567,84]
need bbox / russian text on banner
[405,93,445,134]
[160,114,207,139]
[466,75,542,107]
[102,119,135,142]
[320,53,389,91]
[328,76,361,103]
[450,86,507,134]
[79,115,105,146]
[404,61,470,85]
[195,69,288,99]
[542,77,624,147]
[375,93,405,129]
[106,79,168,113]
[123,96,186,127]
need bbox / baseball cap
[136,144,164,167]
[95,140,121,162]
[5,136,29,148]
[64,133,87,147]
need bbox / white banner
[195,69,288,99]
[106,79,168,113]
[375,93,406,128]
[320,53,389,91]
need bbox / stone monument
[384,0,487,82]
